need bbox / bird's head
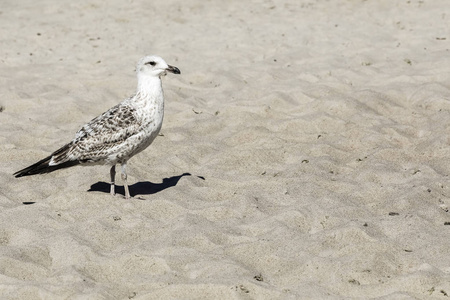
[136,55,180,77]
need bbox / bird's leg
[121,162,131,199]
[110,165,116,196]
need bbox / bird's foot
[122,195,145,200]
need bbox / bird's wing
[51,101,141,164]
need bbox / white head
[136,55,180,78]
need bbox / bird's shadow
[88,172,194,199]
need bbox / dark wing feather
[14,143,81,177]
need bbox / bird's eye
[145,61,156,66]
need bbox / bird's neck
[136,75,163,101]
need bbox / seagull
[14,55,180,199]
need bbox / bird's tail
[14,144,81,178]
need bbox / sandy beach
[1,0,450,299]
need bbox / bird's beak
[166,65,181,74]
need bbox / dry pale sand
[1,0,450,299]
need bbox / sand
[1,0,450,299]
